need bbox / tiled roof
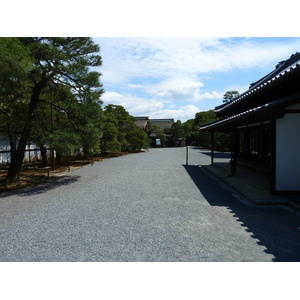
[214,52,300,115]
[200,52,300,131]
[200,97,287,130]
[149,119,174,122]
[135,116,149,120]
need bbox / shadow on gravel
[183,164,300,262]
[0,175,80,198]
[200,150,231,159]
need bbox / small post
[51,103,55,171]
[51,148,55,171]
[186,146,189,165]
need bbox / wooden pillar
[230,130,238,176]
[211,131,214,165]
[270,119,276,194]
[259,123,263,166]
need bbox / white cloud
[127,84,146,89]
[95,37,300,121]
[147,77,223,103]
[102,91,164,116]
[95,37,300,86]
[148,78,203,101]
[197,91,223,101]
[224,84,250,95]
[150,104,201,122]
[101,91,201,121]
[96,37,224,84]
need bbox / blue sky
[3,1,300,123]
[93,37,300,122]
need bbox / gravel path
[0,147,299,261]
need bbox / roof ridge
[214,52,300,113]
[249,52,300,89]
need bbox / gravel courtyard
[0,147,299,261]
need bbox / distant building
[149,118,174,131]
[149,119,174,147]
[135,116,149,133]
[134,118,175,147]
[200,52,300,195]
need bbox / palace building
[200,52,300,195]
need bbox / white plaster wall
[0,135,11,164]
[276,111,300,191]
[0,135,41,165]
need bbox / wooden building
[149,119,174,131]
[200,52,300,195]
[149,119,174,146]
[135,116,149,133]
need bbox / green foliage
[223,90,239,103]
[182,119,197,145]
[101,105,148,152]
[30,84,103,159]
[194,110,216,125]
[155,131,167,147]
[213,132,231,151]
[0,38,32,84]
[101,111,121,152]
[188,110,231,151]
[193,110,216,148]
[0,37,104,183]
[164,120,185,146]
[104,104,131,150]
[148,122,166,147]
[126,125,149,150]
[0,38,33,141]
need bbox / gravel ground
[0,147,299,261]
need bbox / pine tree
[0,37,103,184]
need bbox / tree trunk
[4,79,47,185]
[7,130,16,160]
[4,123,33,184]
[55,149,63,162]
[40,145,48,165]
